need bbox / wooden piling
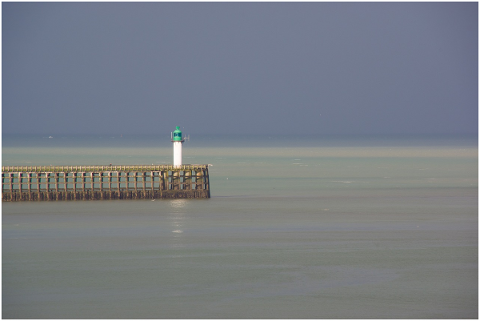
[2,164,210,201]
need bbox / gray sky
[2,2,477,136]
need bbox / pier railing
[2,164,208,173]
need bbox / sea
[2,133,478,318]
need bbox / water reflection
[170,199,187,209]
[169,200,187,247]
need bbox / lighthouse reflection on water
[169,199,187,248]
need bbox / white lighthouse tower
[171,126,185,167]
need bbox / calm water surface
[2,134,478,318]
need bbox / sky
[2,2,478,136]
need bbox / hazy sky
[2,2,477,136]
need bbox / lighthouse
[171,126,185,167]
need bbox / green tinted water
[2,135,477,318]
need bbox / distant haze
[2,2,477,136]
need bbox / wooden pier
[2,165,210,201]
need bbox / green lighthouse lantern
[172,126,183,142]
